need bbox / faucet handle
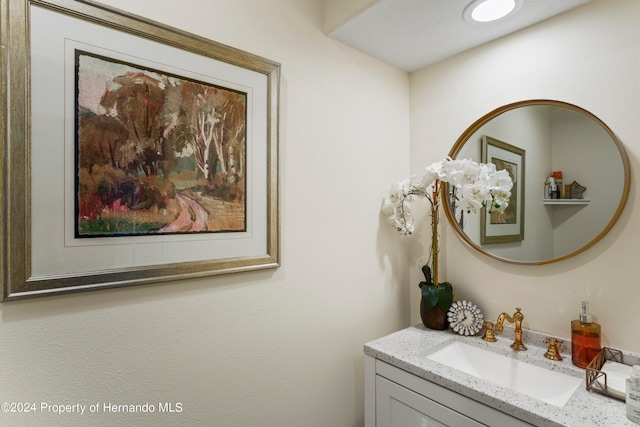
[544,337,563,361]
[482,321,497,342]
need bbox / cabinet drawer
[376,375,485,426]
[371,358,532,427]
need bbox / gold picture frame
[1,0,280,301]
[481,136,525,244]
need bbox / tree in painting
[76,51,246,237]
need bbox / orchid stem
[431,181,439,288]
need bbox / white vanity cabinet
[365,355,533,427]
[365,326,638,426]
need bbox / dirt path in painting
[159,192,209,232]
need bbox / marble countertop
[364,325,640,427]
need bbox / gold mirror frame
[443,99,631,265]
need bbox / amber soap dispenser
[571,301,601,368]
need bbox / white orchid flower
[382,157,513,235]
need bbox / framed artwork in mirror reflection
[481,136,525,244]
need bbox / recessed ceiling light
[463,0,523,24]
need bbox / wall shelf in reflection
[543,199,591,205]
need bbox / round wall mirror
[443,100,630,265]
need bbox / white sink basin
[426,341,582,407]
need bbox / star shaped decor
[570,181,587,199]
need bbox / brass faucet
[495,307,527,351]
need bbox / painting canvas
[489,157,518,225]
[481,136,525,244]
[76,51,247,237]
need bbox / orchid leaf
[421,284,439,308]
[421,265,432,285]
[421,281,454,310]
[436,282,454,312]
[420,282,453,311]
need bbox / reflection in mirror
[444,100,630,265]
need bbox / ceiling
[327,0,598,72]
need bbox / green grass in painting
[78,218,166,235]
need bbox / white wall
[410,0,640,353]
[0,1,410,426]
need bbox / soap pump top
[579,301,592,323]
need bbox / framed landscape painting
[1,0,280,301]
